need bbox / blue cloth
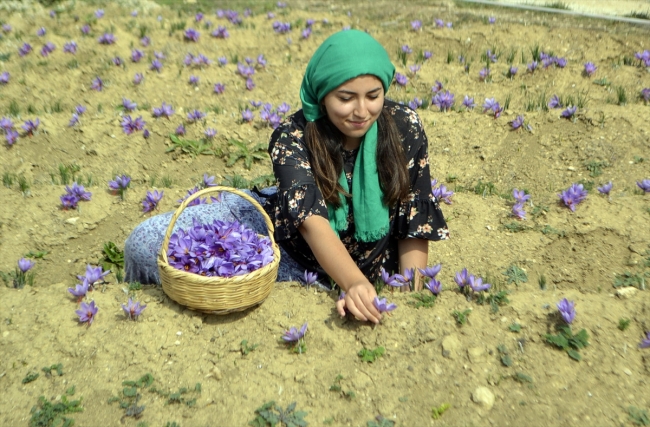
[123,188,330,289]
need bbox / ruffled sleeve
[268,113,328,241]
[388,102,449,241]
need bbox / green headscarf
[299,30,395,242]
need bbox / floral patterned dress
[264,99,449,283]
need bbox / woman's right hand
[336,281,381,324]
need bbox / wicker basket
[157,186,280,314]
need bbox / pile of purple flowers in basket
[167,219,274,277]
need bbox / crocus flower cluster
[184,28,200,42]
[1,116,19,145]
[166,219,274,277]
[454,268,491,295]
[411,20,422,31]
[431,179,454,204]
[22,119,40,136]
[76,264,110,289]
[211,26,229,38]
[418,264,442,295]
[109,175,131,200]
[272,21,291,33]
[635,50,650,67]
[556,298,576,324]
[559,183,588,211]
[539,52,567,69]
[121,115,145,135]
[63,41,78,54]
[379,267,407,288]
[479,67,491,81]
[432,90,455,111]
[122,298,147,320]
[408,97,423,110]
[60,182,92,210]
[18,42,33,57]
[511,189,530,220]
[184,53,211,67]
[142,189,164,213]
[483,98,503,118]
[97,33,116,45]
[257,102,289,128]
[153,102,174,118]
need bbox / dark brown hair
[305,106,410,208]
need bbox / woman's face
[322,74,384,150]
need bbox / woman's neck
[342,136,361,151]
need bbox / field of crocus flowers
[1,0,649,426]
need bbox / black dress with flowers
[264,100,448,284]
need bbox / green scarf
[299,30,395,242]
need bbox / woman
[124,30,448,324]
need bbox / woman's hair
[305,106,410,208]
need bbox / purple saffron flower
[527,61,538,73]
[462,95,476,110]
[1,116,14,131]
[423,50,433,60]
[60,193,78,209]
[40,42,56,57]
[560,106,577,119]
[272,21,291,34]
[555,57,567,68]
[301,27,311,39]
[425,278,442,295]
[482,98,503,118]
[246,78,255,91]
[454,268,470,288]
[18,258,35,273]
[187,109,206,122]
[175,123,186,136]
[140,36,151,47]
[303,270,318,287]
[510,115,525,130]
[584,62,597,77]
[22,119,40,136]
[37,27,46,37]
[211,26,230,38]
[558,183,588,211]
[557,298,575,324]
[150,59,163,72]
[373,297,397,313]
[2,24,12,33]
[435,19,444,28]
[401,44,412,54]
[432,183,454,204]
[640,331,650,349]
[479,67,491,81]
[65,182,92,201]
[408,64,421,75]
[69,114,80,127]
[218,56,228,66]
[432,91,455,111]
[411,20,422,31]
[76,300,98,325]
[109,175,131,199]
[214,83,225,94]
[512,203,526,220]
[431,81,443,93]
[95,9,105,18]
[131,49,144,62]
[486,49,497,63]
[637,179,650,193]
[597,182,613,196]
[133,73,144,85]
[468,275,491,292]
[379,267,406,288]
[97,33,116,45]
[395,73,408,86]
[122,98,137,112]
[112,56,123,66]
[143,190,164,213]
[195,12,204,22]
[131,10,138,17]
[641,88,650,103]
[189,75,199,86]
[548,94,563,109]
[408,97,423,110]
[418,264,442,279]
[81,25,90,35]
[18,42,33,57]
[77,267,109,288]
[513,189,530,204]
[122,298,147,320]
[184,28,200,42]
[204,128,217,139]
[4,131,17,146]
[277,103,291,115]
[91,76,103,91]
[507,66,518,78]
[121,115,145,135]
[143,129,150,139]
[282,323,307,342]
[488,16,496,24]
[153,102,174,119]
[68,281,89,301]
[0,72,8,85]
[202,173,217,188]
[241,109,254,122]
[63,41,77,54]
[75,105,86,115]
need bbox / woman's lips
[348,120,368,128]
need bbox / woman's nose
[353,99,368,117]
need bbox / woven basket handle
[158,186,276,265]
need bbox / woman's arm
[398,238,428,291]
[299,215,382,323]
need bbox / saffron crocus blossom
[373,297,397,313]
[512,203,526,220]
[112,56,124,66]
[418,264,442,279]
[408,97,423,110]
[65,182,92,201]
[483,98,503,118]
[468,275,491,292]
[242,109,254,122]
[22,119,40,136]
[637,179,650,193]
[432,183,454,204]
[246,78,255,90]
[187,110,206,122]
[91,77,103,91]
[557,298,576,324]
[95,9,105,18]
[122,298,147,320]
[507,66,518,78]
[40,42,56,57]
[513,189,530,204]
[479,67,490,81]
[277,103,291,115]
[282,323,307,342]
[18,43,33,56]
[122,98,137,112]
[150,59,163,72]
[561,106,577,119]
[301,28,311,39]
[1,116,14,131]
[204,128,217,139]
[142,190,165,213]
[81,25,90,35]
[425,278,442,295]
[76,301,98,325]
[462,95,476,109]
[68,280,89,301]
[432,91,455,111]
[559,183,588,211]
[6,129,19,145]
[37,27,46,37]
[214,83,225,94]
[140,36,151,47]
[2,24,12,33]
[424,50,433,60]
[18,258,35,273]
[257,54,267,68]
[211,26,229,38]
[380,267,406,288]
[131,49,144,62]
[184,28,200,41]
[510,115,525,130]
[597,182,613,195]
[411,20,422,31]
[202,173,217,188]
[143,129,150,139]
[60,194,79,209]
[97,33,116,44]
[454,268,470,288]
[431,81,443,93]
[272,21,291,33]
[584,62,597,77]
[189,75,199,85]
[218,56,228,66]
[486,49,497,63]
[488,16,496,24]
[121,115,145,135]
[435,18,444,27]
[641,88,650,103]
[640,332,650,349]
[153,102,174,118]
[394,73,408,86]
[303,270,318,287]
[63,41,77,54]
[133,73,144,85]
[635,50,650,67]
[109,174,131,199]
[548,94,562,109]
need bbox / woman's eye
[339,97,351,102]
